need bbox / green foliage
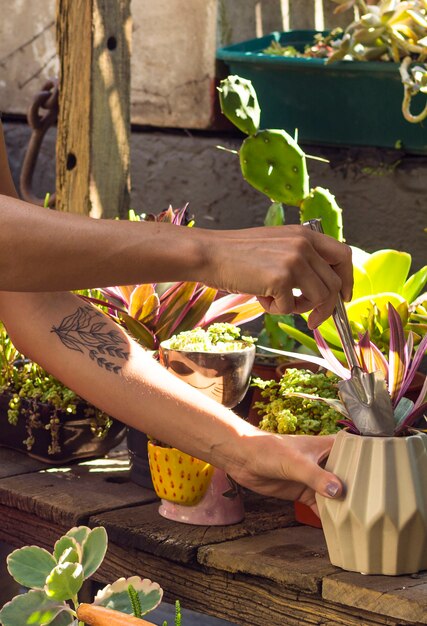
[300,187,343,240]
[279,248,427,359]
[0,526,164,626]
[218,75,344,242]
[164,323,256,352]
[252,368,342,435]
[264,201,285,226]
[7,546,56,589]
[0,322,113,455]
[328,1,427,123]
[257,314,296,352]
[240,129,309,206]
[218,75,260,135]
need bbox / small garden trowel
[304,219,396,436]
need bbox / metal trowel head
[303,218,396,437]
[338,367,396,437]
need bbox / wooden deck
[0,445,425,626]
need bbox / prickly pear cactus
[240,130,309,205]
[218,75,260,135]
[300,186,343,241]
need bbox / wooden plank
[95,542,405,626]
[0,456,156,526]
[323,571,427,625]
[56,0,131,218]
[89,493,297,564]
[198,526,337,594]
[0,500,416,626]
[0,447,47,477]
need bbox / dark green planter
[217,30,427,154]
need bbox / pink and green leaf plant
[84,206,263,350]
[261,304,427,436]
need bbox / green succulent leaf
[53,536,80,563]
[0,590,69,626]
[81,526,108,579]
[362,250,411,295]
[94,576,163,616]
[65,526,91,547]
[7,546,56,589]
[119,313,156,350]
[44,562,84,601]
[401,266,427,303]
[57,546,80,566]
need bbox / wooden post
[55,0,131,218]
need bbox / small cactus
[240,129,309,205]
[300,187,343,241]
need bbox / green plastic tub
[216,30,427,154]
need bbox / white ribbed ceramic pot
[316,429,427,575]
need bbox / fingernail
[326,482,340,497]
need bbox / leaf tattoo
[51,306,129,374]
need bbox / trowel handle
[303,219,361,370]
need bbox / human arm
[0,122,351,328]
[0,289,342,509]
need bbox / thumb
[305,462,343,499]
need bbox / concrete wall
[1,1,346,127]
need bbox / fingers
[281,435,343,500]
[308,231,353,302]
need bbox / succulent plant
[163,323,255,352]
[279,247,427,357]
[0,526,165,626]
[329,0,427,122]
[260,303,427,436]
[252,368,342,435]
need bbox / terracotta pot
[0,392,126,464]
[294,501,322,529]
[317,429,427,575]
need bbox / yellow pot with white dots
[147,442,214,506]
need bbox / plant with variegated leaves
[84,206,263,350]
[0,526,164,626]
[261,303,427,436]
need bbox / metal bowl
[159,343,255,408]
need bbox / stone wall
[4,122,425,271]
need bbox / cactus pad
[240,130,309,205]
[218,75,260,135]
[300,186,343,241]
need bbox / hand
[206,225,353,329]
[228,431,342,514]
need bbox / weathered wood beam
[56,0,131,218]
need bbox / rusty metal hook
[20,78,59,207]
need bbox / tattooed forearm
[51,306,129,374]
